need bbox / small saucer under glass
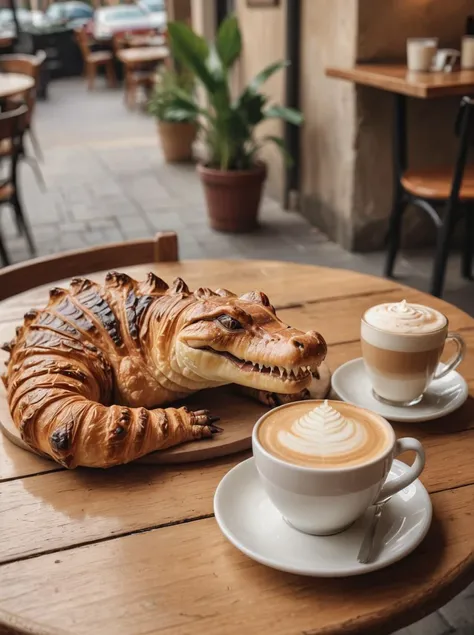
[331,358,468,423]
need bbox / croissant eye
[216,315,243,331]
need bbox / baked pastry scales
[2,273,326,468]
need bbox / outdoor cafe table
[0,72,34,99]
[0,258,473,635]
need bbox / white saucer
[214,458,432,577]
[331,358,468,423]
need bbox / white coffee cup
[252,400,425,536]
[462,36,474,69]
[407,37,438,72]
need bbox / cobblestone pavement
[2,78,474,633]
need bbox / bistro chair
[385,95,474,297]
[0,52,46,186]
[113,32,158,109]
[0,104,36,267]
[75,28,116,91]
[0,231,178,298]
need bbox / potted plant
[148,67,197,163]
[167,16,303,232]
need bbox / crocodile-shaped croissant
[2,272,326,468]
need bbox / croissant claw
[1,341,13,353]
[24,309,38,322]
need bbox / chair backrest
[0,103,28,145]
[450,96,474,203]
[0,232,179,301]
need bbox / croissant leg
[21,394,220,469]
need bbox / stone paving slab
[0,78,473,634]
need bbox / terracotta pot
[157,121,197,163]
[197,162,267,233]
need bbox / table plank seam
[0,512,215,567]
[0,466,64,484]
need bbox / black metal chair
[384,95,474,297]
[0,103,36,267]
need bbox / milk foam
[277,400,367,458]
[364,300,446,334]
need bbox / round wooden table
[0,73,34,99]
[0,259,473,635]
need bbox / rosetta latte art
[278,400,367,457]
[364,300,446,334]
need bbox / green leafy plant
[167,16,303,171]
[148,67,196,123]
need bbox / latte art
[258,400,392,469]
[364,300,446,334]
[278,401,367,457]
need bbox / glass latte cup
[361,300,465,406]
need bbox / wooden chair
[385,96,474,297]
[113,32,157,109]
[0,232,178,299]
[0,51,46,164]
[0,52,46,191]
[75,29,116,90]
[0,104,35,267]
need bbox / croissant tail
[18,392,217,468]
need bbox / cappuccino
[253,400,425,535]
[361,300,464,405]
[257,400,392,469]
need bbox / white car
[93,4,166,41]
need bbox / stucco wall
[234,0,286,200]
[299,0,358,247]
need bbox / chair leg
[87,62,95,90]
[22,153,46,192]
[105,60,117,88]
[0,230,10,266]
[384,189,407,278]
[28,126,44,163]
[11,194,36,257]
[461,204,474,280]
[431,201,458,297]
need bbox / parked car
[137,0,166,31]
[0,8,48,31]
[46,2,93,30]
[93,4,165,41]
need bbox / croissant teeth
[105,271,131,287]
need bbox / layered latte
[361,300,448,405]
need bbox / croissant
[2,272,326,468]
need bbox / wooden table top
[0,72,34,99]
[117,45,169,65]
[326,63,474,98]
[0,259,473,635]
